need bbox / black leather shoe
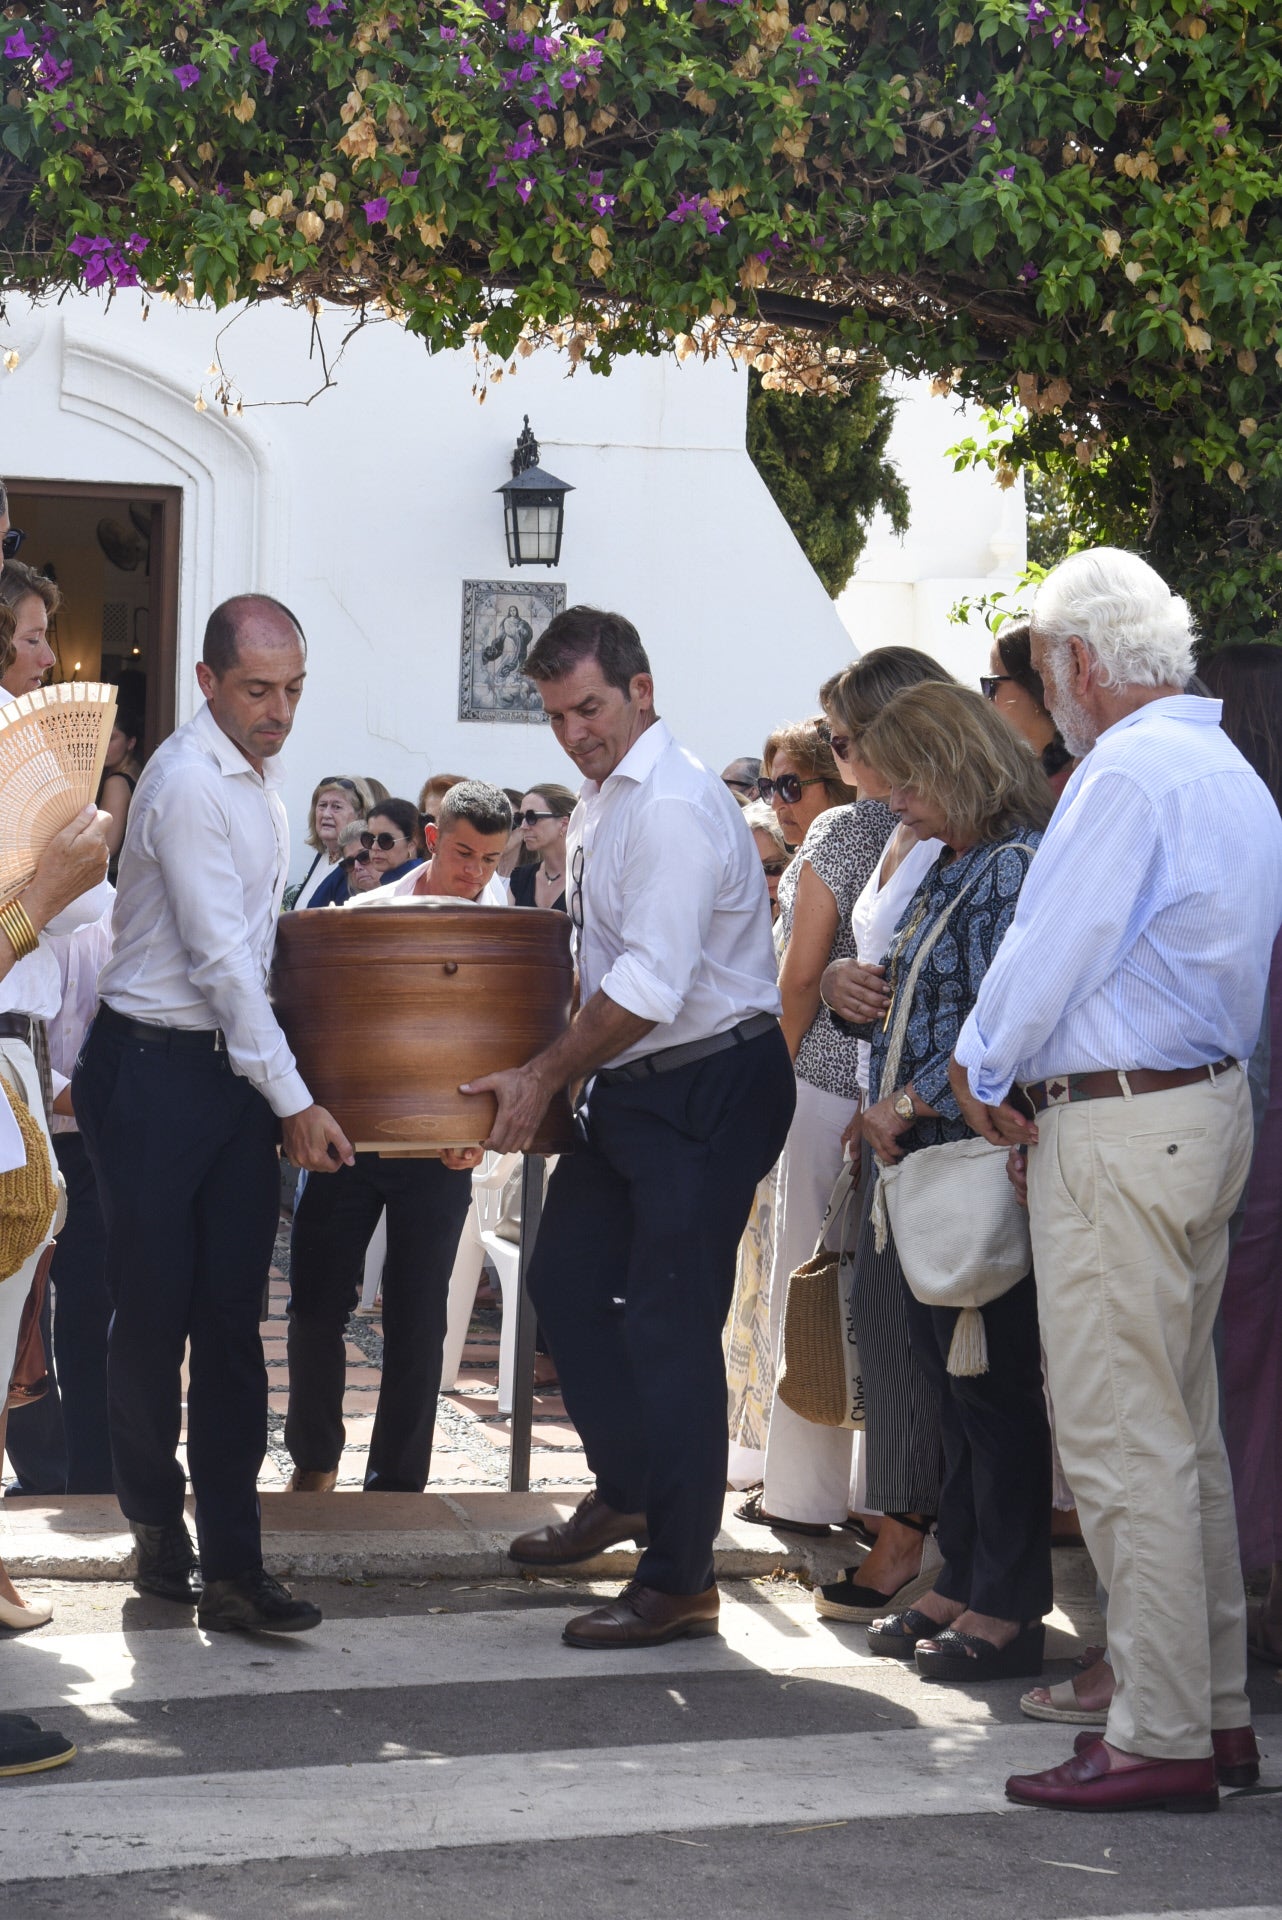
[197,1569,322,1635]
[131,1521,202,1604]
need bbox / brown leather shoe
[507,1490,648,1569]
[286,1468,338,1493]
[1073,1723,1259,1787]
[1008,1738,1218,1812]
[562,1579,720,1649]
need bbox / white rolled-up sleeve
[597,796,721,1027]
[145,771,311,1118]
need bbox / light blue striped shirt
[955,696,1282,1104]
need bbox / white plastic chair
[439,1152,524,1415]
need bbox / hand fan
[0,682,118,907]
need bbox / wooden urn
[270,899,576,1155]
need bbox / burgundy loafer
[1073,1723,1260,1788]
[562,1580,720,1649]
[508,1490,649,1569]
[1008,1738,1219,1813]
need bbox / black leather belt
[96,1002,228,1053]
[0,1013,37,1046]
[594,1012,779,1085]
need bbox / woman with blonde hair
[834,683,1055,1681]
[735,712,894,1523]
[287,776,378,910]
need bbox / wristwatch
[893,1090,916,1122]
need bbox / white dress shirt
[344,865,509,909]
[568,719,781,1068]
[44,901,115,1130]
[955,696,1282,1104]
[98,702,311,1119]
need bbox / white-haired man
[946,547,1282,1813]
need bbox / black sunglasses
[1,528,25,560]
[724,777,757,794]
[570,843,585,932]
[758,773,825,805]
[826,732,854,761]
[319,777,360,793]
[342,849,372,870]
[516,809,556,827]
[980,675,1014,700]
[760,857,788,877]
[419,811,435,828]
[360,830,404,852]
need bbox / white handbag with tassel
[872,845,1035,1376]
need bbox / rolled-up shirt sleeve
[145,773,311,1118]
[955,774,1163,1104]
[597,796,721,1026]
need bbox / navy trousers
[74,1013,281,1581]
[285,1154,472,1491]
[528,1025,796,1595]
[902,1270,1053,1623]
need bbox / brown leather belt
[1016,1058,1236,1116]
[0,1013,36,1045]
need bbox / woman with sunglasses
[287,776,377,910]
[984,622,1076,797]
[509,783,577,912]
[362,798,425,887]
[736,716,894,1531]
[330,820,381,898]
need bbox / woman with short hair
[286,776,376,910]
[363,798,424,887]
[0,559,57,698]
[736,714,893,1528]
[839,682,1056,1681]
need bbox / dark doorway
[4,481,182,758]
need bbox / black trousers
[902,1270,1053,1622]
[74,1014,281,1581]
[285,1154,472,1491]
[6,1134,114,1495]
[528,1026,796,1595]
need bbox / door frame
[3,478,182,749]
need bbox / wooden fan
[0,682,118,907]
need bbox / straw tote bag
[776,1158,865,1429]
[873,846,1035,1377]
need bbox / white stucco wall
[1,297,1023,877]
[837,375,1028,687]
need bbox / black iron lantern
[496,417,573,567]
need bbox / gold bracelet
[0,898,39,961]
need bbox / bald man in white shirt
[74,596,352,1637]
[466,607,795,1649]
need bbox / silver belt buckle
[213,1029,227,1054]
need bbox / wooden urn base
[270,898,576,1155]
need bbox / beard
[1049,686,1097,759]
[1038,649,1097,758]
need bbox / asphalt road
[2,1574,1279,1920]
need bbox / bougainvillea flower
[363,196,389,222]
[173,63,201,89]
[516,176,535,203]
[36,52,73,89]
[4,29,37,58]
[459,52,476,77]
[996,165,1016,180]
[400,167,419,185]
[249,39,278,74]
[1018,261,1039,282]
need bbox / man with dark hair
[75,594,352,1636]
[721,756,762,804]
[283,782,511,1492]
[465,607,794,1649]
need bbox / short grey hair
[437,779,512,837]
[742,798,787,856]
[1032,547,1196,690]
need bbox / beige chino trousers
[1027,1066,1253,1759]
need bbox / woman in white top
[810,649,959,1624]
